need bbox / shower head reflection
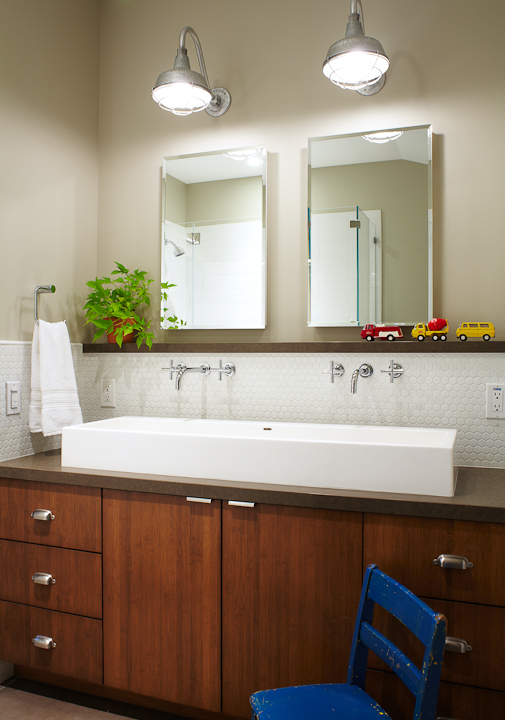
[165,239,185,256]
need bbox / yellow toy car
[456,322,495,341]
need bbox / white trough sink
[61,417,457,497]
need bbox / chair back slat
[367,569,438,647]
[348,565,447,720]
[359,621,421,695]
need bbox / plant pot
[106,317,135,344]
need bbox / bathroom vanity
[0,452,504,720]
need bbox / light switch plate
[6,381,21,415]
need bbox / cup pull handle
[32,635,56,650]
[31,509,55,521]
[32,572,56,585]
[433,554,473,569]
[445,636,472,653]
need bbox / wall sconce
[152,26,231,116]
[322,0,389,96]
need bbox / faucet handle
[323,361,344,383]
[162,360,183,379]
[381,359,404,383]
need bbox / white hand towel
[29,320,83,437]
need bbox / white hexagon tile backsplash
[2,343,505,467]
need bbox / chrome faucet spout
[351,363,373,394]
[175,362,210,390]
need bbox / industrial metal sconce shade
[322,0,389,95]
[152,26,231,116]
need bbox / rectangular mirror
[161,146,267,329]
[308,126,432,327]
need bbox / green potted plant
[161,282,186,330]
[83,262,156,348]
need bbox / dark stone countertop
[1,450,505,524]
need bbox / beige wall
[311,160,428,322]
[2,0,504,342]
[97,0,505,342]
[187,177,263,223]
[0,0,100,342]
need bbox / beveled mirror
[161,145,267,329]
[308,125,432,327]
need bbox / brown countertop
[1,451,505,523]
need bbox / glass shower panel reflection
[162,217,264,329]
[308,207,381,326]
[309,207,358,326]
[357,207,382,326]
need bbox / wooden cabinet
[103,490,221,713]
[364,513,505,719]
[222,502,363,718]
[2,475,504,720]
[0,478,102,684]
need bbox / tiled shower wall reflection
[2,342,505,468]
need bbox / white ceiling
[309,126,430,168]
[163,146,266,184]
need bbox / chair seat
[251,683,391,720]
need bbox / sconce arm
[179,26,211,95]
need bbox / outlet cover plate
[486,383,505,419]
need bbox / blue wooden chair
[250,563,446,720]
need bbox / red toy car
[361,324,404,341]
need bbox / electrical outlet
[101,379,116,408]
[486,383,505,418]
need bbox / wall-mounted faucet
[351,363,373,394]
[163,360,236,390]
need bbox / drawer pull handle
[186,497,212,504]
[433,554,473,569]
[32,572,56,586]
[228,501,255,508]
[32,635,56,650]
[445,636,472,653]
[31,509,55,522]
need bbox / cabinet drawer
[369,598,505,692]
[364,513,505,606]
[0,478,101,552]
[0,600,102,684]
[0,539,102,618]
[366,670,505,720]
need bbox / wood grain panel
[0,600,102,683]
[103,490,221,712]
[0,478,101,552]
[222,503,363,718]
[366,670,505,720]
[364,513,505,606]
[0,539,102,618]
[368,598,505,692]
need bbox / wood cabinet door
[222,503,363,718]
[364,513,505,606]
[103,490,221,713]
[0,478,101,552]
